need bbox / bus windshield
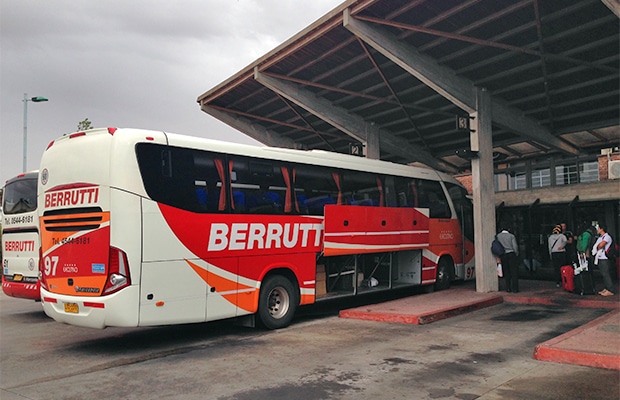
[3,177,38,214]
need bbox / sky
[0,0,343,184]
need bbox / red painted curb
[339,295,503,325]
[505,295,619,309]
[533,310,620,370]
[417,296,504,324]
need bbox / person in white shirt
[592,223,614,296]
[497,226,519,293]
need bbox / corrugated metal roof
[198,0,619,172]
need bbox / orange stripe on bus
[185,260,257,313]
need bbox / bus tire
[257,275,298,330]
[434,257,453,291]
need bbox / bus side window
[417,180,450,218]
[343,171,384,206]
[394,177,415,208]
[292,164,339,216]
[384,176,397,207]
[193,152,225,213]
[229,156,286,215]
[136,143,225,214]
[446,183,474,241]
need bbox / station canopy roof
[198,0,619,173]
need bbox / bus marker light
[84,302,105,309]
[156,301,165,307]
[107,127,117,135]
[43,297,57,303]
[69,132,86,139]
[46,141,55,150]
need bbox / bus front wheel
[257,275,298,329]
[434,257,453,291]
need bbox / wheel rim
[437,267,446,283]
[267,286,290,319]
[435,258,452,289]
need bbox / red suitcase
[560,265,575,292]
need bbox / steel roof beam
[343,9,581,156]
[200,104,297,149]
[255,68,452,171]
[602,0,620,17]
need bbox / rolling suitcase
[574,269,596,295]
[560,265,574,293]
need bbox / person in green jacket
[576,224,596,259]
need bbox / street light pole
[22,93,49,172]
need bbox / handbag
[491,235,505,257]
[497,262,503,277]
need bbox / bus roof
[4,170,38,186]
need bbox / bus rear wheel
[434,257,453,291]
[257,275,298,330]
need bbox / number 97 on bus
[43,256,59,276]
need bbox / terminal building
[197,0,619,289]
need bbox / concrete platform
[534,309,620,370]
[340,279,619,370]
[339,288,504,324]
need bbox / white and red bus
[39,128,474,329]
[2,171,41,300]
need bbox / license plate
[64,303,79,314]
[13,274,23,282]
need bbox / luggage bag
[574,269,596,295]
[560,265,575,293]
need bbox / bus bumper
[40,286,140,329]
[2,276,40,301]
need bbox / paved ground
[340,279,620,370]
[1,280,619,400]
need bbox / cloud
[0,0,342,183]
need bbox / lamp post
[23,93,49,172]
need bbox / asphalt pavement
[1,279,618,400]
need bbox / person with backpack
[592,223,614,297]
[548,225,567,288]
[577,223,597,260]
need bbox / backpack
[576,230,591,253]
[606,235,618,261]
[491,235,505,257]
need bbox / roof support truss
[200,104,297,148]
[254,68,451,171]
[343,8,580,156]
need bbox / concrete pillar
[471,87,498,292]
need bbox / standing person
[497,226,519,293]
[548,225,567,287]
[561,222,577,265]
[592,223,614,296]
[576,223,596,260]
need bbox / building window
[556,164,578,185]
[511,172,527,190]
[531,168,551,188]
[579,161,599,183]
